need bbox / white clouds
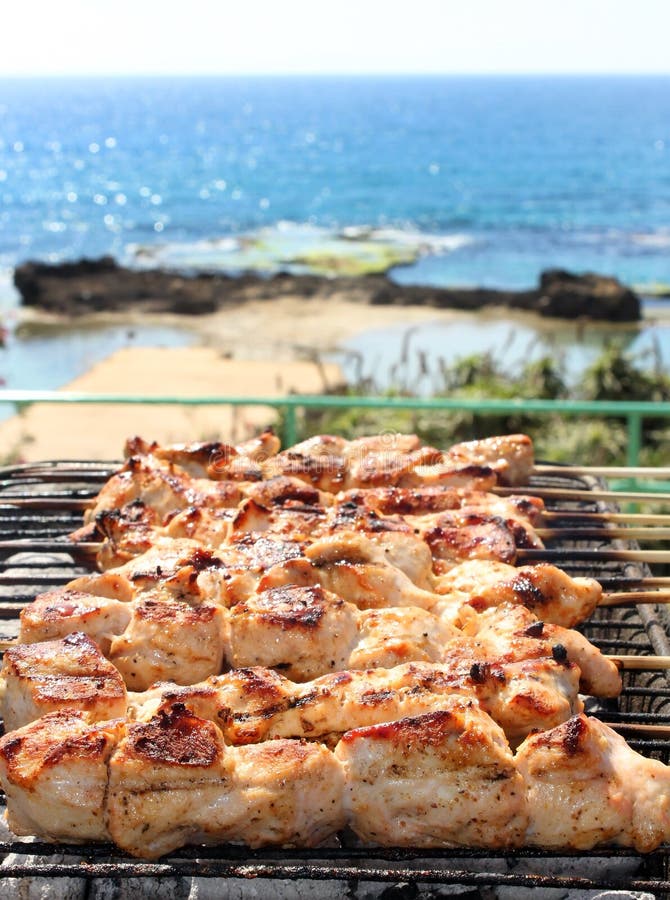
[2,0,670,76]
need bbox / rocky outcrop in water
[535,269,641,321]
[13,257,642,322]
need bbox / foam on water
[127,222,476,277]
[631,230,670,249]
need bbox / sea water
[0,75,669,388]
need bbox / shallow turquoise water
[335,311,668,393]
[0,321,193,391]
[0,321,195,422]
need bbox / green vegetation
[291,341,670,467]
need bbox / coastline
[14,258,642,322]
[14,292,649,370]
[0,345,344,463]
[0,259,661,463]
[16,295,457,358]
[0,292,652,465]
[0,291,456,462]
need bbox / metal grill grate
[1,461,670,897]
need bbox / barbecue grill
[1,460,670,898]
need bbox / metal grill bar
[0,840,655,860]
[1,462,670,896]
[1,859,669,892]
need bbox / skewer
[6,521,670,560]
[1,630,669,681]
[600,590,670,606]
[2,500,667,533]
[10,446,669,483]
[0,493,668,517]
[537,526,670,541]
[496,485,670,503]
[0,538,669,568]
[0,539,98,558]
[0,582,664,621]
[518,548,670,564]
[2,493,668,516]
[0,460,118,475]
[597,575,670,589]
[0,498,92,510]
[541,511,670,525]
[0,604,30,619]
[0,475,109,490]
[609,655,670,671]
[8,441,670,506]
[605,721,670,739]
[534,463,670,480]
[6,541,670,567]
[0,497,669,576]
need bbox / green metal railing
[1,389,669,472]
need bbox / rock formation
[13,257,641,322]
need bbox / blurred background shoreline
[1,74,670,401]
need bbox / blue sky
[4,0,670,77]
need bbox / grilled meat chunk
[456,603,621,698]
[227,585,359,681]
[444,434,535,486]
[349,606,457,671]
[6,707,670,856]
[228,499,531,576]
[297,533,440,608]
[90,491,541,579]
[244,475,335,509]
[262,432,434,491]
[413,510,521,571]
[19,574,616,696]
[3,628,582,744]
[19,590,132,653]
[434,560,602,628]
[88,433,537,532]
[133,656,581,748]
[124,429,280,478]
[0,710,124,842]
[1,704,345,860]
[335,702,527,848]
[227,583,460,681]
[20,587,226,691]
[517,714,670,852]
[340,485,545,524]
[106,704,235,857]
[107,594,226,689]
[0,632,126,731]
[86,455,246,523]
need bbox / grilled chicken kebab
[83,434,496,526]
[0,632,583,745]
[16,535,619,695]
[1,429,648,862]
[80,470,545,570]
[83,430,537,526]
[123,429,534,486]
[66,527,606,631]
[125,429,536,487]
[1,703,668,859]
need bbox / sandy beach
[0,297,447,462]
[0,274,661,464]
